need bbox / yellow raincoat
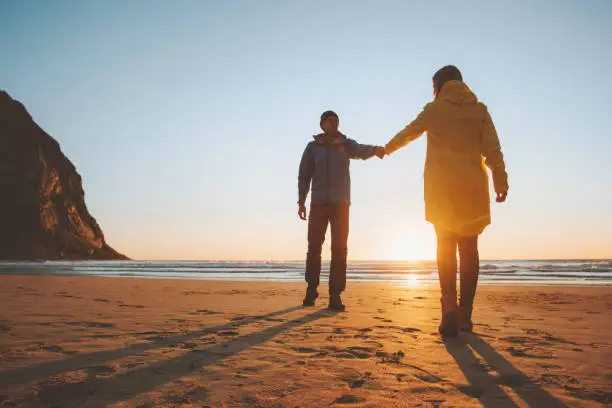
[385,80,508,236]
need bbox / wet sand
[0,275,610,407]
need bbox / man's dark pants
[305,202,349,295]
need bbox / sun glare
[406,274,420,284]
[382,233,435,261]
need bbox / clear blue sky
[1,0,611,260]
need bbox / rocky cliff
[0,91,128,260]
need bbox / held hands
[298,204,307,221]
[374,146,386,159]
[496,192,508,203]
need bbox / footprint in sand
[118,303,145,309]
[88,334,119,340]
[67,321,116,329]
[54,291,82,299]
[521,329,577,345]
[333,347,373,360]
[184,290,211,296]
[16,286,40,294]
[472,362,496,372]
[361,340,384,350]
[475,323,500,332]
[376,350,405,364]
[294,347,320,353]
[180,342,199,350]
[40,345,64,353]
[342,371,372,389]
[145,335,167,341]
[195,309,223,315]
[401,327,421,333]
[215,289,249,295]
[411,368,443,384]
[373,325,415,334]
[86,365,118,378]
[348,346,377,354]
[165,395,191,405]
[217,330,240,336]
[333,394,364,405]
[506,346,553,359]
[539,363,562,369]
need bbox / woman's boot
[438,295,458,338]
[457,303,473,332]
[458,236,479,332]
[436,229,459,338]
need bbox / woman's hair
[433,65,463,98]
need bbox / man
[298,110,384,311]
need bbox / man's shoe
[302,290,319,306]
[328,294,345,311]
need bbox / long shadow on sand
[445,333,568,408]
[0,305,304,389]
[9,307,334,406]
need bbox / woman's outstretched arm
[385,104,430,155]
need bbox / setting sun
[381,231,436,261]
[402,274,421,287]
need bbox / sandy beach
[0,275,610,407]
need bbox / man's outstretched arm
[346,139,384,160]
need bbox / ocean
[0,260,611,285]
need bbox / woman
[384,66,509,337]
